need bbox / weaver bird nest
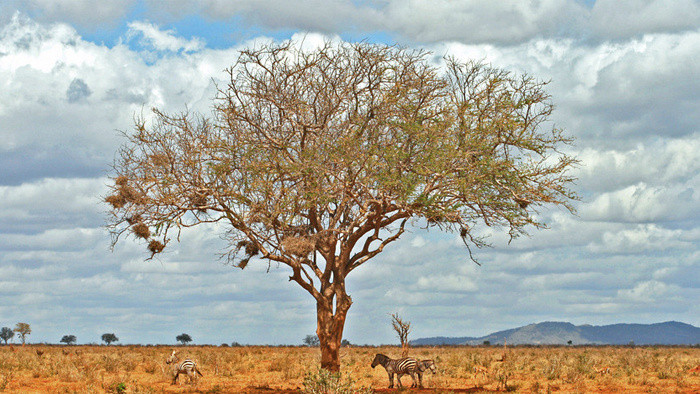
[131,223,150,239]
[281,236,316,257]
[105,176,146,209]
[148,240,165,255]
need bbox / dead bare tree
[391,313,411,357]
[106,40,578,372]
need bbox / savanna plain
[0,345,698,393]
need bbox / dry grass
[0,345,698,393]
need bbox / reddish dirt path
[372,389,496,393]
[240,388,494,393]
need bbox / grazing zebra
[370,353,418,388]
[166,350,203,385]
[414,359,437,388]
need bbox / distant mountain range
[411,321,700,346]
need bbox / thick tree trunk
[316,296,351,372]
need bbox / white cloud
[591,0,700,39]
[22,0,136,29]
[0,178,108,231]
[0,228,104,251]
[416,274,478,292]
[576,136,700,191]
[581,183,699,223]
[10,0,700,47]
[587,224,697,254]
[127,21,204,52]
[381,0,588,44]
[618,280,675,303]
[0,14,239,184]
[410,235,427,248]
[520,272,604,291]
[196,0,377,33]
[147,0,700,45]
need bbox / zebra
[414,359,437,388]
[166,350,203,385]
[370,353,419,388]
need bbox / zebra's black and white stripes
[417,359,437,374]
[414,359,437,388]
[166,350,204,385]
[370,353,419,388]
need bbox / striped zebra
[166,350,203,385]
[370,353,418,388]
[414,359,437,388]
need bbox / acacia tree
[0,327,14,344]
[101,333,118,345]
[304,334,320,347]
[176,333,192,345]
[106,41,577,372]
[60,335,77,345]
[14,323,30,346]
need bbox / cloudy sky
[1,0,698,346]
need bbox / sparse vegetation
[303,367,371,394]
[0,345,696,392]
[390,313,411,357]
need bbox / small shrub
[303,368,372,394]
[206,385,223,394]
[657,370,672,379]
[142,360,158,374]
[102,355,120,373]
[114,382,127,394]
[0,369,13,391]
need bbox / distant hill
[411,321,700,346]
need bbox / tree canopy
[106,41,577,371]
[14,322,30,345]
[304,334,320,347]
[101,333,118,345]
[61,335,77,345]
[0,327,14,344]
[176,333,193,345]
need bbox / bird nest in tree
[115,175,128,186]
[281,236,315,257]
[514,197,530,209]
[119,184,143,204]
[105,176,146,209]
[236,240,260,257]
[126,214,142,225]
[105,194,126,209]
[245,242,259,257]
[235,240,260,269]
[190,191,209,211]
[132,223,150,239]
[148,240,165,254]
[148,153,170,167]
